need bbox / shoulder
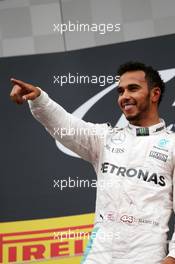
[164,126,175,143]
[165,126,175,136]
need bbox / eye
[129,85,140,91]
[117,87,124,95]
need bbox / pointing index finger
[10,78,32,90]
[11,78,26,86]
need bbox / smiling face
[117,70,159,126]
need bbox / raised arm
[10,78,107,168]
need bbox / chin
[125,114,139,122]
[125,114,135,120]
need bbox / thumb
[22,91,36,101]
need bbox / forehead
[119,71,146,86]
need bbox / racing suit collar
[128,119,166,136]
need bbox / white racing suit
[28,89,175,264]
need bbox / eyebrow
[117,83,141,90]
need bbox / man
[10,62,175,264]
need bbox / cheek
[117,97,121,106]
[135,94,146,103]
[141,93,150,102]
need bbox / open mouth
[122,103,136,111]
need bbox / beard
[124,93,151,125]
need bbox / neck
[129,113,160,127]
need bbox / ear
[151,87,161,103]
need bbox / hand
[162,256,175,264]
[10,78,41,104]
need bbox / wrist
[162,256,175,264]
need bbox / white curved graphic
[56,68,175,158]
[159,68,175,82]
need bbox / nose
[117,89,131,107]
[120,89,131,100]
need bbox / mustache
[121,100,137,106]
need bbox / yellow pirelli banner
[0,213,94,264]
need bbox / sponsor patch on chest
[149,150,168,162]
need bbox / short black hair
[117,61,165,104]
